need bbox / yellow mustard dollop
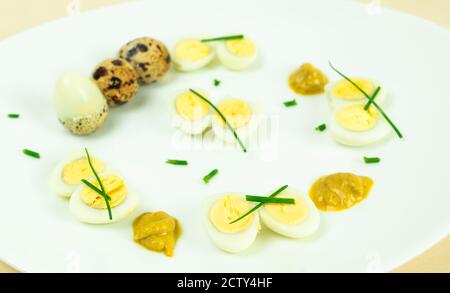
[215,99,252,129]
[175,39,211,62]
[264,194,308,225]
[81,175,127,209]
[226,39,256,57]
[336,104,379,131]
[332,78,374,100]
[175,91,209,121]
[309,173,374,212]
[62,158,105,185]
[209,194,254,233]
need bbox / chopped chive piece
[166,159,188,166]
[229,185,288,224]
[364,86,381,110]
[23,149,40,159]
[201,34,244,43]
[364,156,381,164]
[283,99,297,107]
[189,89,247,153]
[329,62,403,139]
[316,124,327,132]
[8,114,20,118]
[213,79,221,86]
[84,148,112,220]
[245,195,295,204]
[203,169,219,184]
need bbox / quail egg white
[329,103,391,146]
[50,149,107,198]
[173,90,211,135]
[203,193,260,253]
[69,171,139,224]
[216,38,257,70]
[173,38,215,72]
[259,187,320,238]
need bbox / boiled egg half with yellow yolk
[329,103,391,146]
[50,149,107,198]
[69,171,139,224]
[217,38,257,70]
[173,90,211,135]
[326,78,387,110]
[212,98,258,144]
[204,193,260,253]
[259,188,320,238]
[173,38,215,72]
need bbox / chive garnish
[245,195,295,204]
[23,149,40,159]
[201,34,244,43]
[283,99,298,107]
[364,86,381,110]
[166,159,188,166]
[329,62,403,139]
[229,185,288,224]
[83,148,112,220]
[203,169,218,184]
[316,124,327,132]
[214,79,221,87]
[8,114,20,118]
[189,89,247,153]
[364,156,381,164]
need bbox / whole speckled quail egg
[54,72,108,135]
[118,37,171,84]
[92,58,139,106]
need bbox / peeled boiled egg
[211,98,258,144]
[54,72,109,135]
[216,38,257,70]
[203,193,260,253]
[50,149,107,198]
[172,38,215,71]
[173,90,211,135]
[329,103,391,146]
[259,188,320,239]
[69,171,139,224]
[326,78,387,110]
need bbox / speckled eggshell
[118,37,171,84]
[61,104,108,135]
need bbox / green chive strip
[23,149,40,159]
[8,114,20,118]
[84,148,112,220]
[203,169,219,184]
[81,179,111,201]
[166,159,188,166]
[283,99,297,107]
[364,86,381,110]
[214,79,221,87]
[316,124,327,132]
[189,89,247,153]
[364,156,381,164]
[329,62,403,139]
[229,185,289,224]
[201,34,244,43]
[245,195,295,204]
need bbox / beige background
[0,0,449,273]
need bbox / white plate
[0,0,449,273]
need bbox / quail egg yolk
[226,39,256,57]
[264,194,308,225]
[336,104,379,132]
[175,91,209,121]
[62,158,105,185]
[81,175,127,209]
[332,78,374,100]
[215,99,252,129]
[175,39,211,62]
[309,173,374,212]
[209,194,254,233]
